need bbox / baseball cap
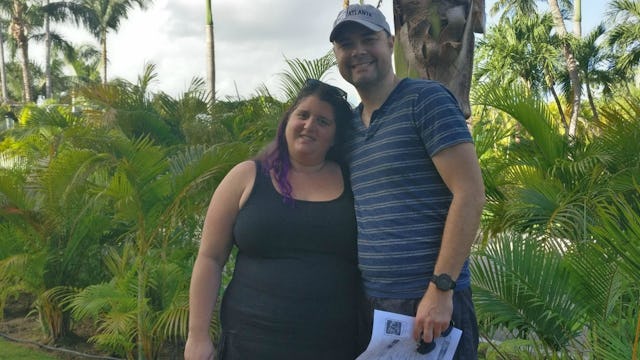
[329,4,391,42]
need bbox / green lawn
[0,339,58,360]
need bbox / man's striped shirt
[346,78,473,298]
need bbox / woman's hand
[184,336,215,360]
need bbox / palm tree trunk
[548,0,581,137]
[573,0,581,38]
[205,0,215,104]
[633,309,639,360]
[0,32,8,103]
[392,0,485,118]
[101,31,108,84]
[19,40,32,102]
[549,81,568,133]
[137,256,145,360]
[585,81,599,123]
[11,0,32,102]
[45,0,52,99]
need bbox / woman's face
[285,95,337,163]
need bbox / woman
[184,79,358,360]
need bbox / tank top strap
[251,160,275,195]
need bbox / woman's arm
[184,161,256,360]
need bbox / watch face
[437,277,450,289]
[433,274,455,290]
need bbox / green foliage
[0,59,274,356]
[474,82,564,165]
[277,51,337,102]
[3,19,637,357]
[77,64,186,147]
[208,95,283,146]
[472,233,586,355]
[473,82,640,359]
[475,12,561,96]
[606,0,640,75]
[473,83,640,243]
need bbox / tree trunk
[137,254,145,360]
[0,32,8,103]
[205,0,215,104]
[586,81,599,123]
[19,44,31,102]
[101,31,108,84]
[11,0,32,102]
[392,0,485,118]
[573,0,581,38]
[548,80,568,134]
[45,0,52,99]
[548,0,580,137]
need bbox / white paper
[356,309,462,360]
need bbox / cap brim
[329,20,385,42]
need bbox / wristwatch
[430,273,456,291]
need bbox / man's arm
[412,142,485,343]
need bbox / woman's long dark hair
[255,79,353,203]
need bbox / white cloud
[100,0,396,100]
[46,0,605,102]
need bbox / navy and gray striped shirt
[346,78,473,298]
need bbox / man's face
[332,23,394,89]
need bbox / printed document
[356,309,462,360]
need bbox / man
[330,4,485,359]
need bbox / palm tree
[58,42,101,87]
[548,0,581,137]
[474,82,640,241]
[8,0,36,102]
[563,24,619,123]
[2,0,73,102]
[0,102,121,340]
[0,67,255,355]
[490,0,583,137]
[475,14,562,103]
[47,0,151,84]
[78,63,188,146]
[65,135,249,358]
[607,0,640,77]
[40,0,81,99]
[1,0,71,102]
[63,86,251,358]
[471,83,640,359]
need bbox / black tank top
[219,161,359,359]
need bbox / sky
[51,0,609,104]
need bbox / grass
[0,338,58,359]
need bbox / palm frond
[472,232,586,351]
[590,311,636,360]
[472,83,566,166]
[277,51,337,102]
[590,197,640,281]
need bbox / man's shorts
[357,287,479,359]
